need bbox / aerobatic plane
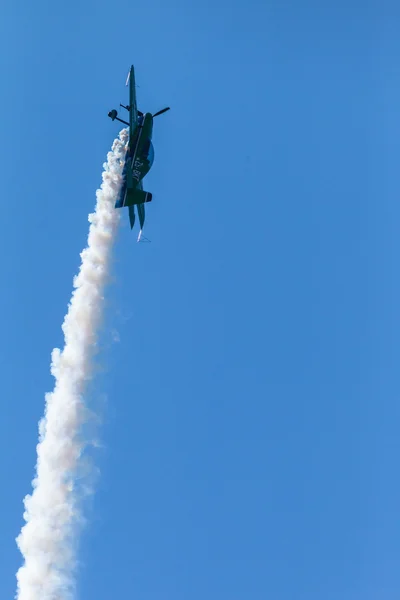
[108,65,170,241]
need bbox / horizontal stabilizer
[123,188,152,207]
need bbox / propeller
[152,107,170,118]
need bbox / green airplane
[108,65,170,241]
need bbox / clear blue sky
[1,0,400,598]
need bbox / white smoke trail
[15,129,128,600]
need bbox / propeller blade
[153,107,170,117]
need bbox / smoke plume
[15,130,128,600]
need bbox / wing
[127,65,138,146]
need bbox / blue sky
[2,0,400,598]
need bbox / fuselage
[128,112,155,185]
[115,112,155,209]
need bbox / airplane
[108,65,170,241]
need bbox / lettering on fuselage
[132,158,144,180]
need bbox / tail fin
[136,203,147,242]
[128,206,136,229]
[137,203,145,230]
[128,203,149,240]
